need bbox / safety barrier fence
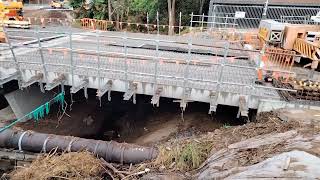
[24,16,253,36]
[25,16,192,35]
[78,18,265,47]
[265,48,296,71]
[208,4,320,29]
[25,17,73,27]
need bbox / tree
[110,0,130,29]
[167,0,176,35]
[130,0,158,20]
[108,0,112,21]
[199,0,205,15]
[68,0,210,34]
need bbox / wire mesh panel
[0,43,15,69]
[208,4,320,29]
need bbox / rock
[214,129,221,134]
[83,116,94,126]
[159,165,166,172]
[141,173,185,180]
[169,162,176,169]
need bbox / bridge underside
[0,28,283,116]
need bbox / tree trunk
[167,0,176,36]
[116,13,120,30]
[199,0,205,15]
[108,0,112,21]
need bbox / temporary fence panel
[208,4,320,29]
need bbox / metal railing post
[157,11,160,35]
[68,30,83,110]
[3,28,19,71]
[2,28,23,89]
[304,16,307,24]
[123,31,128,88]
[96,31,101,92]
[201,13,205,32]
[262,0,269,19]
[190,12,194,33]
[147,12,149,34]
[233,16,237,29]
[169,11,171,35]
[36,27,48,87]
[212,5,216,29]
[154,38,159,89]
[217,41,230,92]
[224,15,228,28]
[179,12,182,36]
[183,36,192,93]
[211,41,230,111]
[69,31,75,90]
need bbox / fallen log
[0,148,37,161]
[0,129,158,164]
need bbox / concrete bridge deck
[0,28,284,116]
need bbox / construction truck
[0,0,30,43]
[0,0,30,29]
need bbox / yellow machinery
[0,26,5,42]
[258,20,285,46]
[50,0,65,9]
[258,20,320,70]
[0,0,30,29]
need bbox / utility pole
[262,0,269,20]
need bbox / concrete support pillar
[4,86,53,120]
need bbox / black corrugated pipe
[0,129,158,164]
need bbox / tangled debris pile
[9,151,105,180]
[196,110,320,179]
[4,109,320,179]
[150,111,301,173]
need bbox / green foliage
[130,0,158,21]
[177,142,203,170]
[155,140,213,171]
[69,0,211,31]
[223,123,231,129]
[69,0,83,9]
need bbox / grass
[223,123,231,129]
[10,151,104,180]
[154,140,213,172]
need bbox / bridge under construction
[0,24,318,120]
